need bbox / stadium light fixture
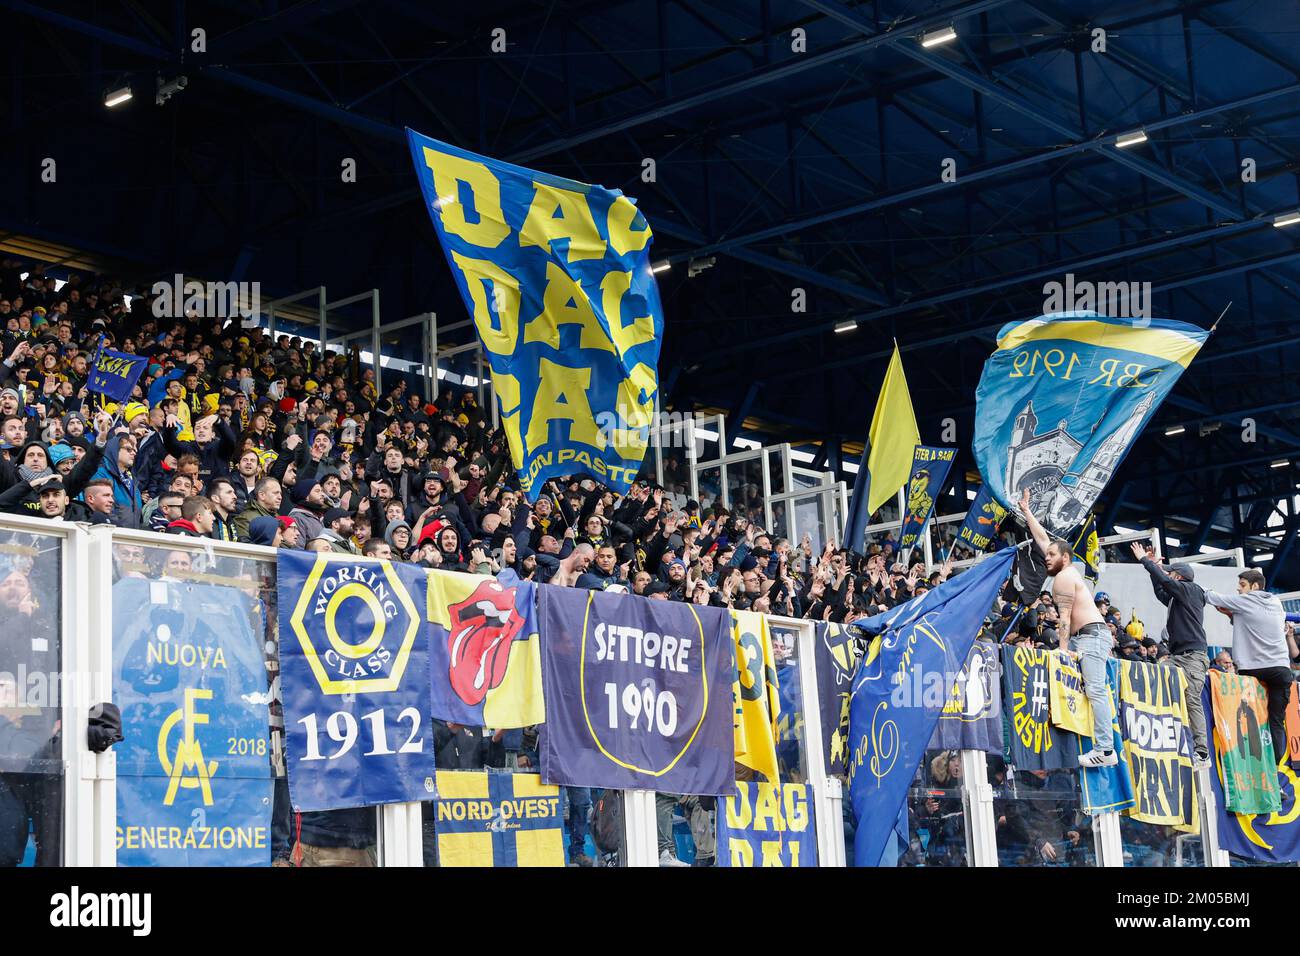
[1164,424,1186,436]
[1274,211,1300,228]
[1114,129,1148,149]
[835,320,858,334]
[104,85,133,108]
[651,260,672,274]
[920,25,957,48]
[1271,459,1290,469]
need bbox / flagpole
[1209,301,1231,333]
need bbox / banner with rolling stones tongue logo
[427,568,545,729]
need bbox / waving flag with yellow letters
[408,131,664,500]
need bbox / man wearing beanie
[288,475,326,544]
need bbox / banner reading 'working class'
[537,585,734,795]
[114,577,272,866]
[278,551,437,811]
[407,130,664,500]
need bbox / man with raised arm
[1019,489,1117,768]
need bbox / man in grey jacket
[1206,568,1293,762]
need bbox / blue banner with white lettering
[897,446,956,554]
[1206,685,1300,862]
[717,782,817,867]
[408,130,664,500]
[847,548,1014,866]
[277,551,436,811]
[973,312,1207,535]
[113,577,271,866]
[537,585,734,795]
[87,337,149,403]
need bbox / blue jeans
[1071,626,1114,748]
[563,787,592,859]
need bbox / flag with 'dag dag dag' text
[408,131,664,501]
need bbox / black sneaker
[692,855,715,868]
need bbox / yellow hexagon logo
[288,555,420,695]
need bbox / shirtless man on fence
[1019,489,1117,768]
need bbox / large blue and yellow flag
[427,568,544,729]
[732,609,781,784]
[408,131,664,500]
[973,312,1207,536]
[847,547,1014,866]
[88,336,148,403]
[433,770,564,867]
[844,343,920,552]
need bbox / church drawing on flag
[1005,391,1155,532]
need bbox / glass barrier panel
[841,748,968,866]
[769,499,790,549]
[766,449,787,497]
[658,432,694,502]
[793,493,830,557]
[726,456,765,528]
[1120,818,1204,867]
[793,470,823,491]
[697,465,723,515]
[691,417,722,465]
[992,767,1096,867]
[0,526,64,867]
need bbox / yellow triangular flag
[865,343,921,516]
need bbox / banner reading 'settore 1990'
[973,312,1207,535]
[407,130,664,501]
[537,585,734,795]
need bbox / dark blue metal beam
[688,82,1300,258]
[508,0,1018,163]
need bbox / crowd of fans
[3,261,1297,869]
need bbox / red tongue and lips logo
[447,580,523,706]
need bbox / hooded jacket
[91,433,143,529]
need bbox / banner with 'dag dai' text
[718,782,817,867]
[538,586,734,795]
[408,131,664,500]
[114,578,272,866]
[278,552,436,811]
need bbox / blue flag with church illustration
[847,548,1014,866]
[407,130,664,501]
[972,312,1207,535]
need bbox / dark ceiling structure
[2,0,1299,579]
